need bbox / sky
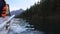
[6,0,40,11]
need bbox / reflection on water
[0,17,44,34]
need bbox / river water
[0,17,44,34]
[9,18,44,34]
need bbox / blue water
[0,17,44,34]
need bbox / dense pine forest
[15,1,41,30]
[15,0,60,34]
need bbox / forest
[15,0,60,34]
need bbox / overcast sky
[6,0,40,11]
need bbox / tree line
[15,0,60,34]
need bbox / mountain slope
[11,9,24,15]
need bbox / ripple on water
[0,17,44,34]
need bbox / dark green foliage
[15,0,60,34]
[15,1,41,30]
